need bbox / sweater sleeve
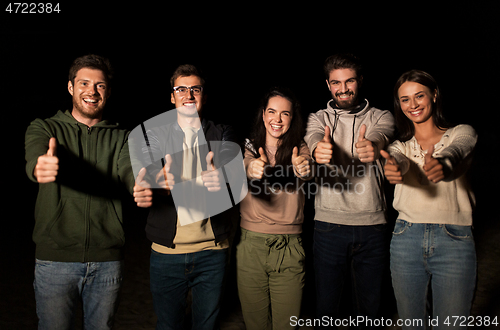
[435,125,477,181]
[387,140,411,176]
[25,119,53,183]
[365,110,396,159]
[118,136,136,195]
[304,112,328,161]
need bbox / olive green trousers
[236,228,305,330]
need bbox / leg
[149,250,189,330]
[190,249,228,330]
[34,259,84,330]
[313,221,350,328]
[430,225,476,330]
[236,231,272,330]
[390,221,429,330]
[351,224,389,327]
[268,236,305,330]
[81,261,123,330]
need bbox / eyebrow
[399,90,425,99]
[267,108,292,114]
[329,77,357,84]
[77,79,107,85]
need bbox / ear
[68,81,74,95]
[325,79,331,91]
[171,92,175,105]
[433,89,437,103]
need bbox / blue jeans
[390,220,476,330]
[149,249,227,330]
[34,259,123,330]
[313,221,389,329]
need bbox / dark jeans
[313,221,389,329]
[149,249,227,330]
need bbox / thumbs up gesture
[380,150,403,184]
[355,124,376,163]
[423,145,444,183]
[34,137,59,183]
[314,126,333,164]
[202,151,222,192]
[133,167,153,207]
[247,147,268,180]
[156,154,175,191]
[292,146,311,178]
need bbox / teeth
[271,125,282,129]
[84,98,97,103]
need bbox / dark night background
[1,2,499,329]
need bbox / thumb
[164,154,172,170]
[425,145,435,164]
[292,146,299,160]
[358,124,366,142]
[323,125,332,143]
[47,137,57,157]
[136,167,147,185]
[258,147,268,163]
[206,151,215,170]
[380,150,395,165]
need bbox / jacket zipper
[83,126,92,261]
[351,115,356,158]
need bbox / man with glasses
[132,64,239,329]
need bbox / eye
[346,79,356,84]
[400,98,409,103]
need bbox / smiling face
[262,96,293,145]
[68,68,109,123]
[170,75,205,117]
[398,81,437,124]
[326,68,362,109]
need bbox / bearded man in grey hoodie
[305,53,395,329]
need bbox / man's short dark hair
[324,53,363,80]
[170,64,206,89]
[68,54,113,87]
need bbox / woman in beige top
[236,87,313,330]
[381,70,477,329]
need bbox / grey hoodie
[304,99,395,225]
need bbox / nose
[410,98,418,109]
[186,88,195,99]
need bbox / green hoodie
[25,110,135,262]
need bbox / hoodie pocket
[88,198,125,249]
[47,198,86,248]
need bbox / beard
[333,90,359,110]
[72,95,105,120]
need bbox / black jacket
[130,118,240,248]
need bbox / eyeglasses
[172,85,203,96]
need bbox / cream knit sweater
[387,124,477,226]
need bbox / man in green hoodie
[25,54,135,330]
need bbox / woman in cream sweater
[381,70,477,329]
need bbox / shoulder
[446,124,477,138]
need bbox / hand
[423,145,444,183]
[247,147,268,179]
[34,137,59,183]
[133,167,153,207]
[355,124,376,163]
[314,126,333,164]
[380,150,403,184]
[292,146,311,178]
[202,151,222,192]
[156,154,175,191]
